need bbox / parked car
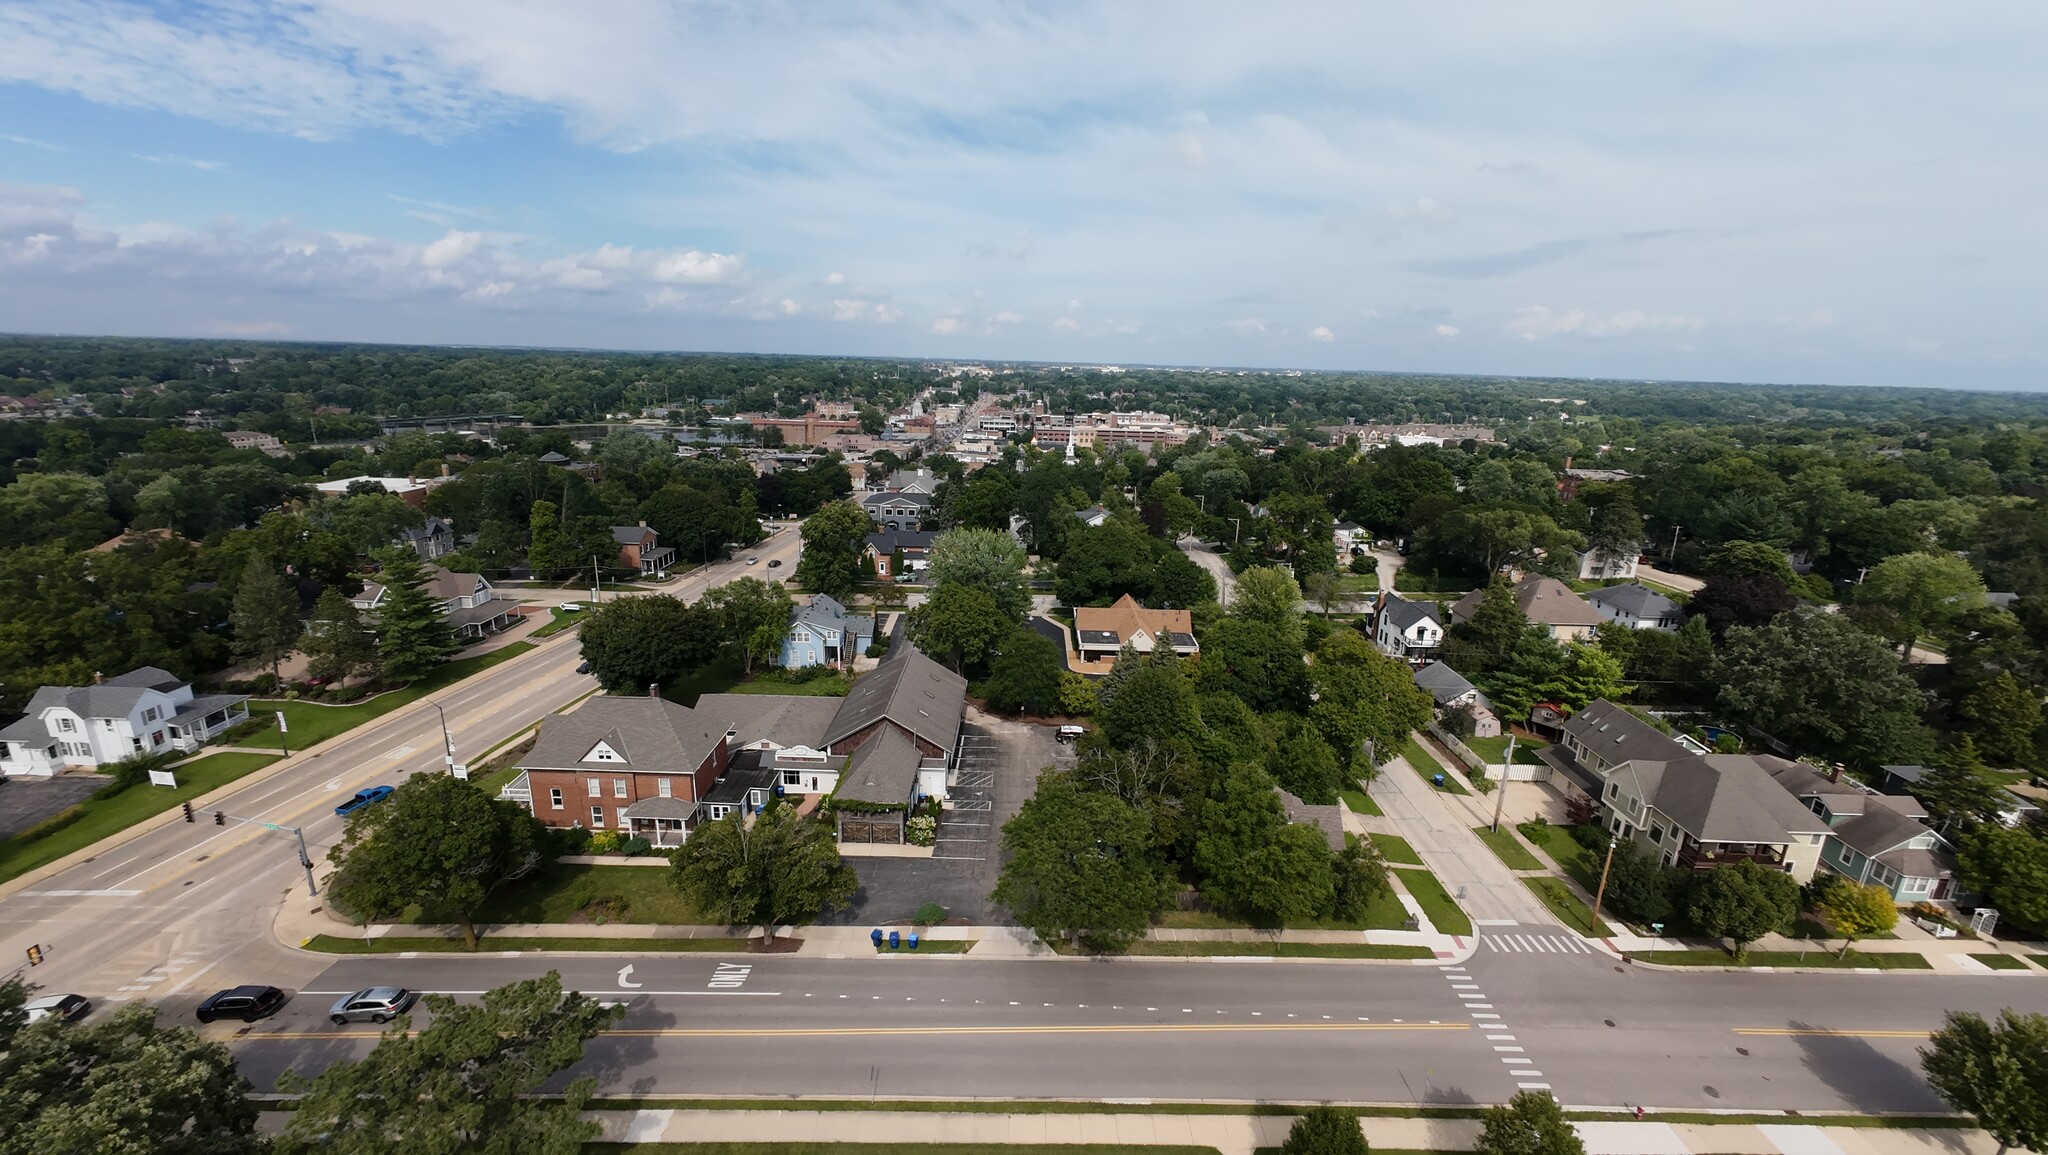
[24,993,91,1023]
[767,559,782,568]
[328,986,419,1025]
[333,785,395,816]
[894,573,919,583]
[746,556,759,565]
[196,985,287,1023]
[1056,725,1088,744]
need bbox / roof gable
[825,646,967,752]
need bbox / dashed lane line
[229,1022,1473,1042]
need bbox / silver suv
[328,986,419,1025]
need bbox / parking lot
[0,774,102,839]
[820,711,1058,927]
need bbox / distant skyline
[1,3,2041,391]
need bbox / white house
[1586,583,1684,631]
[1372,594,1444,664]
[1333,520,1371,557]
[861,491,931,531]
[1573,547,1640,582]
[1,668,249,777]
[352,565,512,640]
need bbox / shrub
[1516,819,1552,845]
[586,830,624,855]
[617,836,652,857]
[1348,555,1374,575]
[865,643,888,658]
[1570,823,1610,853]
[543,825,593,857]
[906,814,937,846]
[578,892,630,924]
[913,902,949,926]
[13,805,88,844]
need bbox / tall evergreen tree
[369,548,459,683]
[229,554,301,679]
[302,587,377,685]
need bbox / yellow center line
[1734,1028,1932,1038]
[235,1022,1470,1042]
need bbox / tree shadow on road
[1785,1019,1966,1151]
[561,996,673,1097]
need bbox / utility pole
[1667,523,1681,560]
[1590,835,1620,933]
[591,556,601,605]
[1489,730,1517,833]
[433,702,463,779]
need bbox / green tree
[1917,737,2010,831]
[906,583,1007,672]
[795,500,872,599]
[1919,1009,2048,1155]
[303,587,377,685]
[1686,860,1801,959]
[1194,763,1335,924]
[1586,500,1645,568]
[1602,842,1678,925]
[982,627,1065,715]
[369,548,461,682]
[318,491,425,556]
[1149,546,1218,609]
[1701,539,1796,586]
[1266,726,1346,805]
[1440,579,1527,674]
[703,576,791,675]
[1230,565,1306,649]
[577,594,723,693]
[229,553,301,678]
[1813,879,1899,958]
[1096,647,1200,747]
[1308,629,1433,769]
[0,1000,264,1155]
[526,499,577,577]
[1330,837,1391,924]
[0,472,117,550]
[1474,1090,1586,1155]
[278,971,621,1155]
[1716,608,1934,769]
[924,527,1030,623]
[991,772,1174,951]
[1857,550,1987,659]
[1956,825,2048,933]
[1958,671,2042,769]
[1280,1106,1369,1155]
[1053,521,1160,606]
[670,803,857,938]
[327,773,543,950]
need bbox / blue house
[779,594,876,670]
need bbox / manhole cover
[1703,1085,1720,1098]
[1604,1019,1616,1027]
[1736,1047,1750,1056]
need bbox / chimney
[1829,763,1844,783]
[440,463,450,477]
[1563,454,1573,471]
[638,520,647,529]
[648,684,660,699]
[93,671,104,685]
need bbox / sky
[1,2,2043,390]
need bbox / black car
[196,985,287,1023]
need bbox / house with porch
[352,564,513,640]
[612,523,677,575]
[779,594,875,669]
[864,530,935,578]
[1453,575,1603,642]
[1334,520,1370,557]
[399,516,456,562]
[0,667,249,777]
[1595,751,1832,881]
[1535,698,1707,803]
[832,728,927,845]
[512,695,731,848]
[1072,594,1199,663]
[1586,583,1683,631]
[1372,593,1444,665]
[1412,661,1500,738]
[1765,761,1959,901]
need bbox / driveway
[0,774,102,839]
[1373,738,1559,927]
[1176,536,1235,607]
[820,710,1058,927]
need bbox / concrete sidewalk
[1373,739,1556,927]
[565,1108,2004,1155]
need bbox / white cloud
[1435,323,1459,337]
[1506,306,1704,341]
[1,132,64,151]
[991,310,1023,325]
[133,152,226,171]
[824,271,846,285]
[419,229,483,269]
[779,297,800,315]
[1052,316,1079,331]
[932,316,965,334]
[1309,325,1335,342]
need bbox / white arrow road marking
[617,965,642,989]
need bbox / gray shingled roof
[1833,804,1944,859]
[611,525,653,545]
[835,726,922,806]
[1380,595,1441,634]
[521,696,726,774]
[1624,754,1833,845]
[1585,583,1680,620]
[865,530,935,555]
[1412,661,1478,706]
[1276,788,1347,853]
[791,594,861,639]
[1560,700,1688,766]
[104,667,186,692]
[825,646,966,753]
[693,693,840,750]
[619,796,697,822]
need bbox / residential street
[1373,743,1557,926]
[1176,536,1235,607]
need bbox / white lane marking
[1470,1013,1501,1019]
[1468,1003,1494,1009]
[20,889,141,897]
[1487,1035,1517,1041]
[1500,1056,1531,1064]
[164,959,224,996]
[91,855,144,879]
[1518,1083,1552,1090]
[1493,1046,1525,1053]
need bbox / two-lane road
[213,935,2048,1111]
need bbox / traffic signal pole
[211,811,318,896]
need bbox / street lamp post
[1590,835,1620,932]
[433,702,462,778]
[1489,731,1518,833]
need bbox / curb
[0,637,572,904]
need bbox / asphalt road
[0,529,801,1006]
[206,930,2048,1111]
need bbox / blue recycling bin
[908,931,920,951]
[888,930,901,950]
[870,928,884,949]
[1432,773,1446,788]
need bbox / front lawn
[1401,738,1466,794]
[1339,788,1382,817]
[1970,953,2029,970]
[1636,949,1932,970]
[1521,877,1611,937]
[1122,941,1432,959]
[1369,832,1424,865]
[874,939,976,954]
[530,608,583,638]
[248,643,536,750]
[468,864,717,926]
[1155,885,1409,932]
[0,752,282,885]
[1464,735,1549,766]
[1530,825,1602,891]
[1472,826,1544,871]
[1393,867,1472,936]
[304,934,752,954]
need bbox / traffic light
[25,944,43,966]
[182,801,194,823]
[213,810,225,825]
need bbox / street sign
[452,764,469,780]
[275,711,289,733]
[25,944,43,966]
[148,769,177,788]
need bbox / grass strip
[472,864,712,926]
[303,934,753,954]
[1369,832,1424,866]
[1635,949,1932,970]
[248,643,536,749]
[1122,941,1433,959]
[592,1145,1223,1155]
[2034,955,2048,968]
[873,940,976,954]
[1339,788,1382,817]
[1521,877,1612,937]
[1392,867,1471,937]
[1969,953,2029,971]
[1471,826,1544,871]
[530,608,582,638]
[1401,738,1466,794]
[0,752,281,886]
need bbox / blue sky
[1,2,2042,389]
